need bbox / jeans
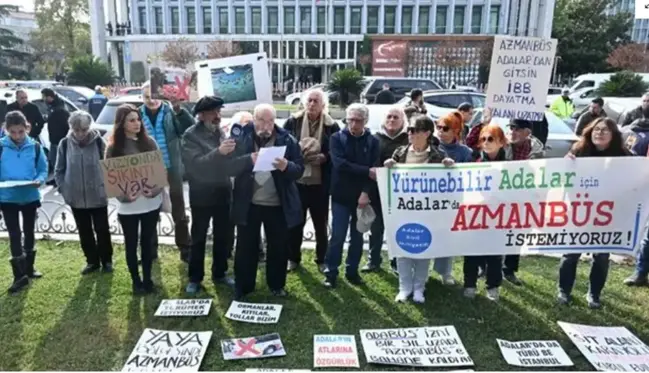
[1,202,38,258]
[503,255,520,275]
[324,202,363,280]
[288,184,329,265]
[71,206,113,266]
[433,257,453,277]
[634,228,649,276]
[118,209,159,286]
[464,255,503,289]
[234,204,288,295]
[559,253,610,299]
[397,258,430,294]
[368,205,384,267]
[188,204,230,283]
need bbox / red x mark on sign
[173,75,191,101]
[235,338,261,356]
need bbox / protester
[88,86,108,120]
[374,83,396,105]
[457,102,474,124]
[324,103,379,288]
[362,105,408,274]
[403,89,427,120]
[619,93,649,127]
[0,111,48,293]
[549,88,574,120]
[106,104,162,294]
[465,108,492,153]
[141,82,192,262]
[7,89,45,141]
[231,104,304,300]
[41,88,70,174]
[385,115,453,302]
[561,118,631,308]
[284,89,340,272]
[54,111,113,275]
[575,97,607,136]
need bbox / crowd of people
[1,86,649,309]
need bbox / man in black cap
[181,95,255,294]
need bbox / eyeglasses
[481,136,495,143]
[436,125,450,133]
[593,127,611,134]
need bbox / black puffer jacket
[47,95,70,145]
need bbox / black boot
[26,251,42,279]
[8,256,29,294]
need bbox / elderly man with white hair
[229,103,304,300]
[322,103,379,289]
[54,110,113,274]
[283,89,340,273]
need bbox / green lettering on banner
[499,167,576,190]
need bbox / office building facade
[607,0,648,43]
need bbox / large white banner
[377,158,649,259]
[485,35,557,121]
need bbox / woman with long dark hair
[560,117,631,309]
[106,104,162,294]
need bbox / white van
[569,73,649,92]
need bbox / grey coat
[54,130,108,209]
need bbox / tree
[206,41,242,59]
[0,5,31,79]
[552,0,633,77]
[433,39,475,87]
[596,71,649,97]
[326,69,365,108]
[607,43,649,72]
[67,56,115,88]
[160,38,199,69]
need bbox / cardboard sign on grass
[559,321,649,371]
[359,326,473,367]
[154,299,212,317]
[497,339,573,367]
[222,333,286,360]
[122,328,212,372]
[313,335,360,368]
[225,301,283,324]
[101,150,168,198]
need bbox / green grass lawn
[1,240,648,371]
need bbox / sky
[1,0,35,12]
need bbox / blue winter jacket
[0,136,48,204]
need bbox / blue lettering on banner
[395,223,432,254]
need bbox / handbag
[161,187,172,213]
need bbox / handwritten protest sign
[377,158,649,259]
[485,35,557,121]
[225,301,283,324]
[101,151,168,198]
[122,328,212,372]
[559,321,649,371]
[221,333,286,360]
[359,326,473,367]
[154,299,212,317]
[313,335,360,368]
[497,339,573,367]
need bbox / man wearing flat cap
[181,95,255,294]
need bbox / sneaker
[586,294,602,309]
[557,291,570,305]
[81,264,101,275]
[477,267,485,278]
[323,278,337,289]
[395,291,410,303]
[360,264,380,273]
[442,275,456,285]
[486,288,500,301]
[213,276,235,288]
[345,274,364,286]
[185,282,201,295]
[287,261,299,272]
[102,263,114,273]
[413,290,425,303]
[271,288,289,297]
[463,287,477,299]
[505,273,523,286]
[623,273,648,286]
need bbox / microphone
[229,120,254,140]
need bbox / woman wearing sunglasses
[385,115,454,303]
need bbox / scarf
[299,113,325,185]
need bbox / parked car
[118,86,143,96]
[546,87,597,111]
[360,77,442,104]
[284,84,327,105]
[13,80,63,89]
[54,85,96,112]
[468,109,578,158]
[398,90,486,119]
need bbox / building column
[345,3,351,34]
[213,5,219,33]
[464,0,473,34]
[228,0,234,33]
[246,0,251,33]
[413,0,420,34]
[517,0,530,35]
[89,0,108,60]
[536,0,555,38]
[145,0,152,33]
[430,1,437,33]
[482,0,491,34]
[395,0,402,33]
[499,0,509,34]
[109,42,120,75]
[261,5,267,34]
[446,0,455,34]
[379,0,385,33]
[195,0,203,33]
[311,1,317,34]
[162,0,169,33]
[507,0,518,35]
[527,0,539,36]
[179,0,186,33]
[361,3,367,33]
[129,0,137,33]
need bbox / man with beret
[181,96,254,294]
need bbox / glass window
[268,7,278,34]
[350,6,361,34]
[425,94,468,109]
[138,7,147,34]
[453,6,464,34]
[234,7,245,33]
[436,6,447,33]
[367,6,379,34]
[418,6,429,34]
[219,8,228,34]
[316,6,326,34]
[470,94,485,108]
[251,7,261,34]
[186,7,196,34]
[202,6,212,33]
[401,6,413,34]
[333,6,345,34]
[154,7,163,34]
[471,5,482,33]
[170,7,180,34]
[300,6,311,33]
[489,5,500,33]
[284,7,295,34]
[384,6,396,33]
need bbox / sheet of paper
[253,146,287,172]
[0,180,36,188]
